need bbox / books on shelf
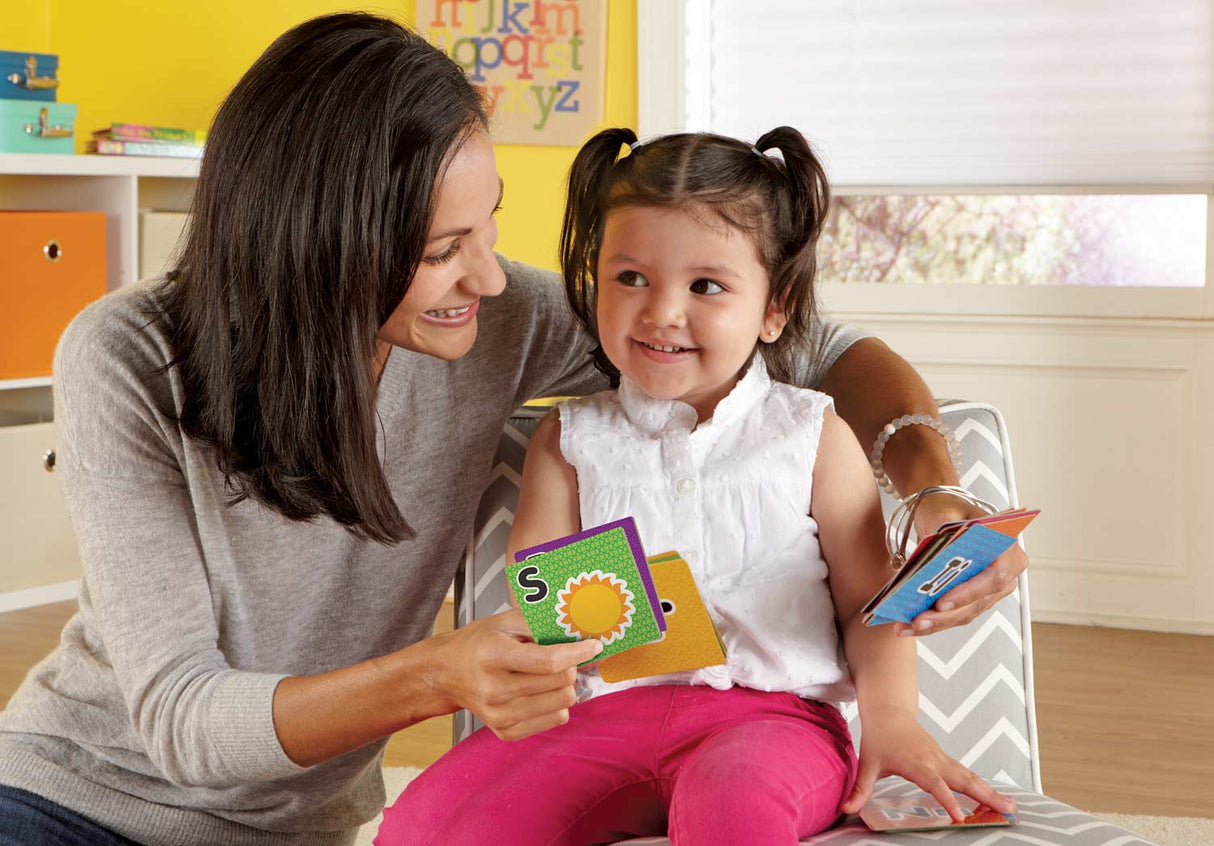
[86,139,202,159]
[92,122,206,144]
[86,122,205,159]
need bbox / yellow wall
[2,1,637,270]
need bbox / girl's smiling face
[595,204,787,421]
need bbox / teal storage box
[0,51,60,102]
[0,100,76,154]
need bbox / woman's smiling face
[378,129,506,361]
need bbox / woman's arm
[273,607,598,762]
[54,303,598,781]
[816,336,1029,635]
[811,411,1013,820]
[281,410,591,764]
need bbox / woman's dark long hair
[560,127,830,385]
[162,13,487,544]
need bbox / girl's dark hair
[559,127,830,385]
[161,13,487,544]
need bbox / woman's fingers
[902,545,1025,635]
[482,685,579,741]
[491,707,572,742]
[483,607,537,641]
[439,610,600,739]
[936,544,1024,612]
[500,636,602,676]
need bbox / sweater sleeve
[787,318,876,390]
[497,256,610,404]
[51,294,306,788]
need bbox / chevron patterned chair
[452,400,1157,846]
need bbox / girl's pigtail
[754,126,831,381]
[559,126,638,383]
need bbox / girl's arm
[817,337,1028,636]
[810,410,1014,820]
[507,409,582,565]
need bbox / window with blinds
[647,0,1212,291]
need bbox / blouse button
[676,478,695,494]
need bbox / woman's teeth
[426,306,471,318]
[641,341,690,353]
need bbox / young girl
[376,127,1014,845]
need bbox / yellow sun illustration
[555,570,635,644]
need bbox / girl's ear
[760,297,788,344]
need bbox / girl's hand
[839,710,1016,821]
[429,608,601,741]
[895,498,1028,637]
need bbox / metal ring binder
[885,485,999,569]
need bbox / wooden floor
[3,600,1212,818]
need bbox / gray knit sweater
[0,257,866,845]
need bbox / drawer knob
[43,449,56,472]
[43,240,62,263]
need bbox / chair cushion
[613,778,1159,845]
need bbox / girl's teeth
[426,306,471,318]
[643,341,688,353]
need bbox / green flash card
[508,517,666,661]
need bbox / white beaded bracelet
[869,414,963,501]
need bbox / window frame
[636,2,1214,320]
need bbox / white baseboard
[0,580,79,614]
[1032,609,1214,637]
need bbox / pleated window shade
[685,0,1214,187]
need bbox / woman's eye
[617,270,649,287]
[690,278,724,295]
[424,241,461,266]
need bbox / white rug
[354,767,1214,846]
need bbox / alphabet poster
[420,0,607,145]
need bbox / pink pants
[376,685,857,846]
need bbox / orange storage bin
[0,211,107,380]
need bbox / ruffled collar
[617,352,773,437]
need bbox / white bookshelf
[0,154,200,606]
[0,377,53,391]
[0,152,199,292]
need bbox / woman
[0,13,1024,846]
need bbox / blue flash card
[866,523,1016,625]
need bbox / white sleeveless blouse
[559,354,855,704]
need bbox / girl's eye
[424,241,461,266]
[690,278,724,295]
[617,270,649,287]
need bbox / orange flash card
[598,553,727,684]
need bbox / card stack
[508,517,726,682]
[863,509,1040,626]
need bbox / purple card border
[516,517,667,631]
